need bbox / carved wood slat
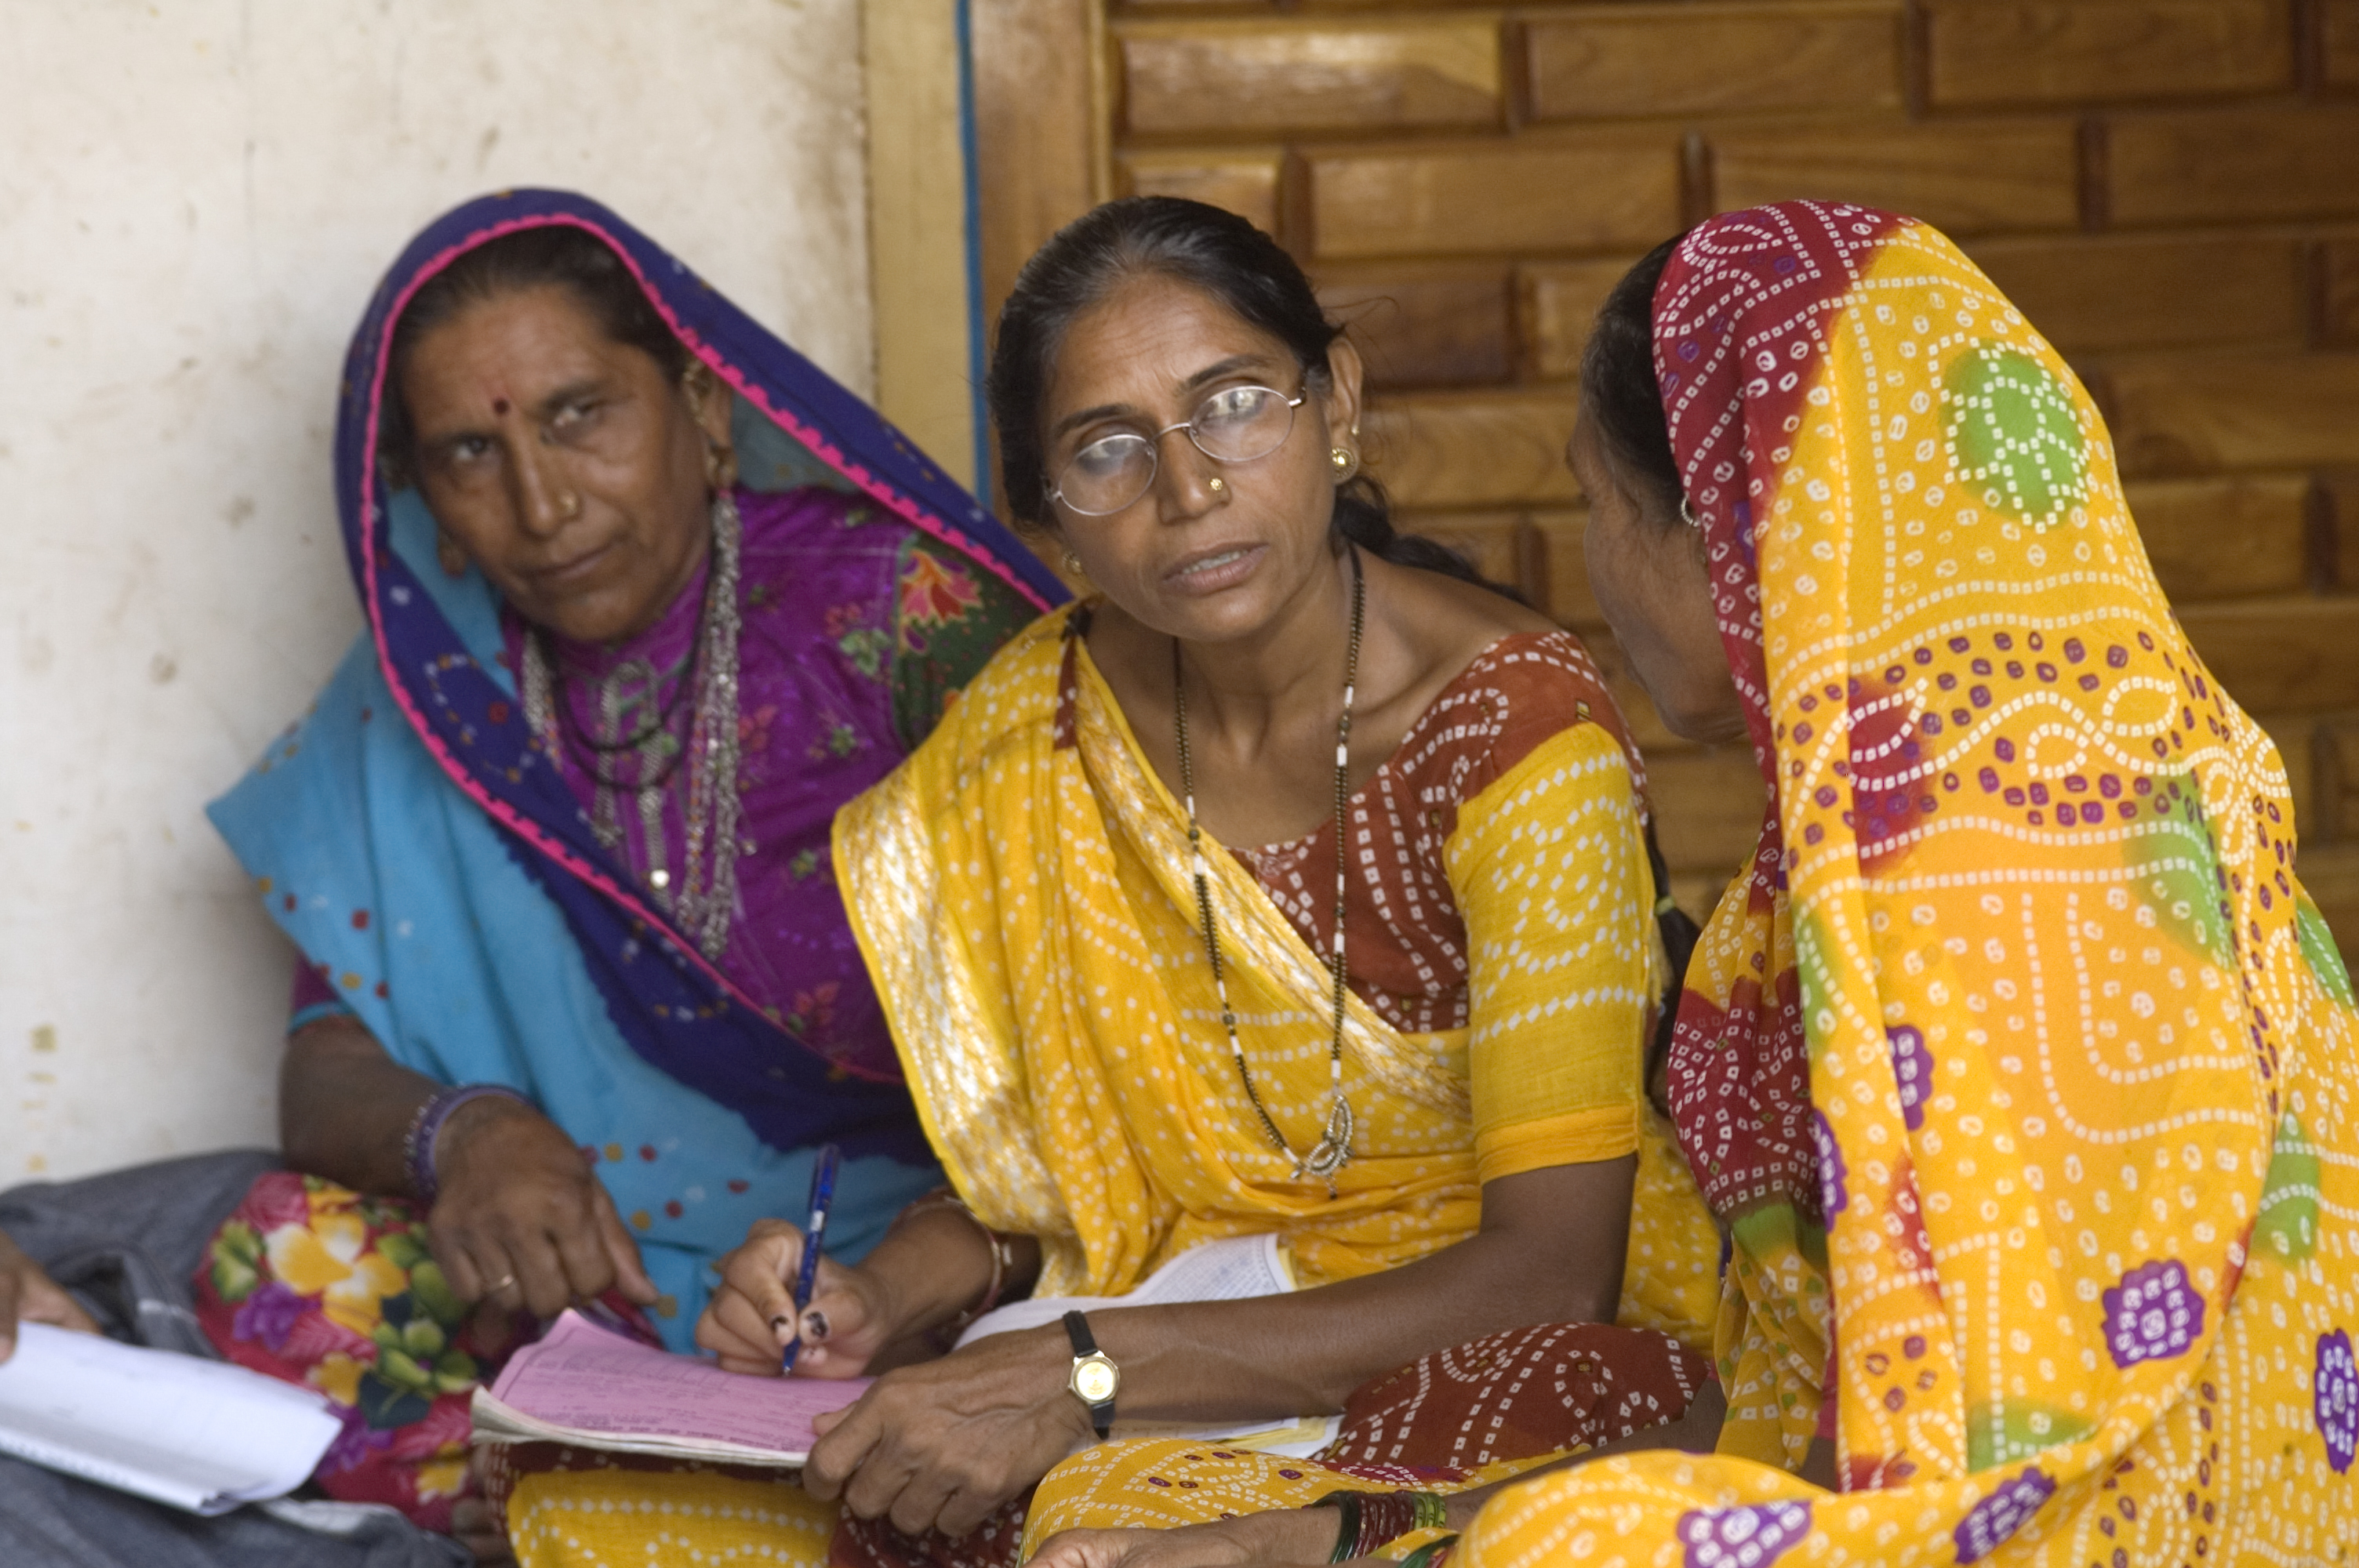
[2324,238,2359,350]
[1119,19,1502,139]
[1306,136,1684,260]
[1965,234,2307,353]
[1314,267,1516,388]
[1361,389,1584,509]
[1921,0,2292,107]
[1520,258,1641,382]
[2107,107,2359,227]
[2176,597,2359,713]
[1709,118,2082,236]
[2328,0,2359,88]
[1119,150,1283,235]
[2125,475,2315,602]
[1522,1,1901,122]
[2107,354,2359,476]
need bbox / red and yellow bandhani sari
[1457,203,2357,1565]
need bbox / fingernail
[769,1314,793,1339]
[802,1308,830,1341]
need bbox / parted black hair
[1579,234,1688,528]
[380,224,690,470]
[987,195,1510,595]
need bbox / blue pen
[780,1142,841,1374]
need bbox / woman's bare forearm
[278,1014,441,1194]
[1027,1157,1637,1423]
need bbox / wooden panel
[2317,718,2359,841]
[2326,238,2359,350]
[974,0,1105,332]
[1524,1,1900,122]
[2328,0,2359,88]
[2107,353,2359,475]
[1361,389,1583,509]
[2175,597,2359,713]
[1118,150,1282,234]
[1521,258,1639,381]
[1647,746,1772,874]
[1532,506,1605,625]
[1307,136,1683,260]
[1965,234,2306,352]
[1710,119,2081,236]
[1317,268,1514,388]
[1119,20,1501,137]
[1398,510,1550,605]
[1923,0,2290,107]
[866,0,983,489]
[2109,107,2359,226]
[2326,470,2359,590]
[2125,474,2314,601]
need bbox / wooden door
[970,0,2359,953]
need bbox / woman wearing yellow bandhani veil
[1027,202,2357,1567]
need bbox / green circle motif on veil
[1942,343,2089,529]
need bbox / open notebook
[957,1233,1339,1459]
[0,1323,342,1515]
[474,1236,1337,1465]
[472,1309,870,1465]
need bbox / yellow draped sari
[838,612,1710,1304]
[1455,205,2358,1566]
[509,612,1719,1568]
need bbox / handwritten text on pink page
[489,1312,871,1455]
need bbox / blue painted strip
[955,0,993,497]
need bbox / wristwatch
[1063,1310,1120,1439]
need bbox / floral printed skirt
[194,1171,652,1534]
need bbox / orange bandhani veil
[1459,203,2357,1564]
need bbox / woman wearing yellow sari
[506,196,1719,1567]
[1030,201,2358,1566]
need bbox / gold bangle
[889,1189,1016,1337]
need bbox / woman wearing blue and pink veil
[191,190,1060,1538]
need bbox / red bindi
[492,397,511,415]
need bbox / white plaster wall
[0,1,875,1181]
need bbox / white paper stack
[0,1323,343,1515]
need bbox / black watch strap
[1063,1309,1118,1438]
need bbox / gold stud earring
[1331,447,1354,473]
[1062,550,1085,574]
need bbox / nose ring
[1207,477,1226,494]
[557,492,582,520]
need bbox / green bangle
[1309,1490,1363,1565]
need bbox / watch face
[1074,1358,1118,1403]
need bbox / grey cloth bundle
[0,1150,469,1568]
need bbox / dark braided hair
[987,196,1513,597]
[381,224,690,472]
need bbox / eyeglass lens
[1053,386,1299,517]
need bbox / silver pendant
[1292,1095,1355,1192]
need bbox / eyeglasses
[1049,385,1306,517]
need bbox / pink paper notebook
[471,1309,871,1465]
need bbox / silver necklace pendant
[1293,1095,1355,1192]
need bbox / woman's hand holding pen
[698,1219,899,1377]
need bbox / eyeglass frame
[1046,384,1310,518]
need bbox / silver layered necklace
[521,492,745,961]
